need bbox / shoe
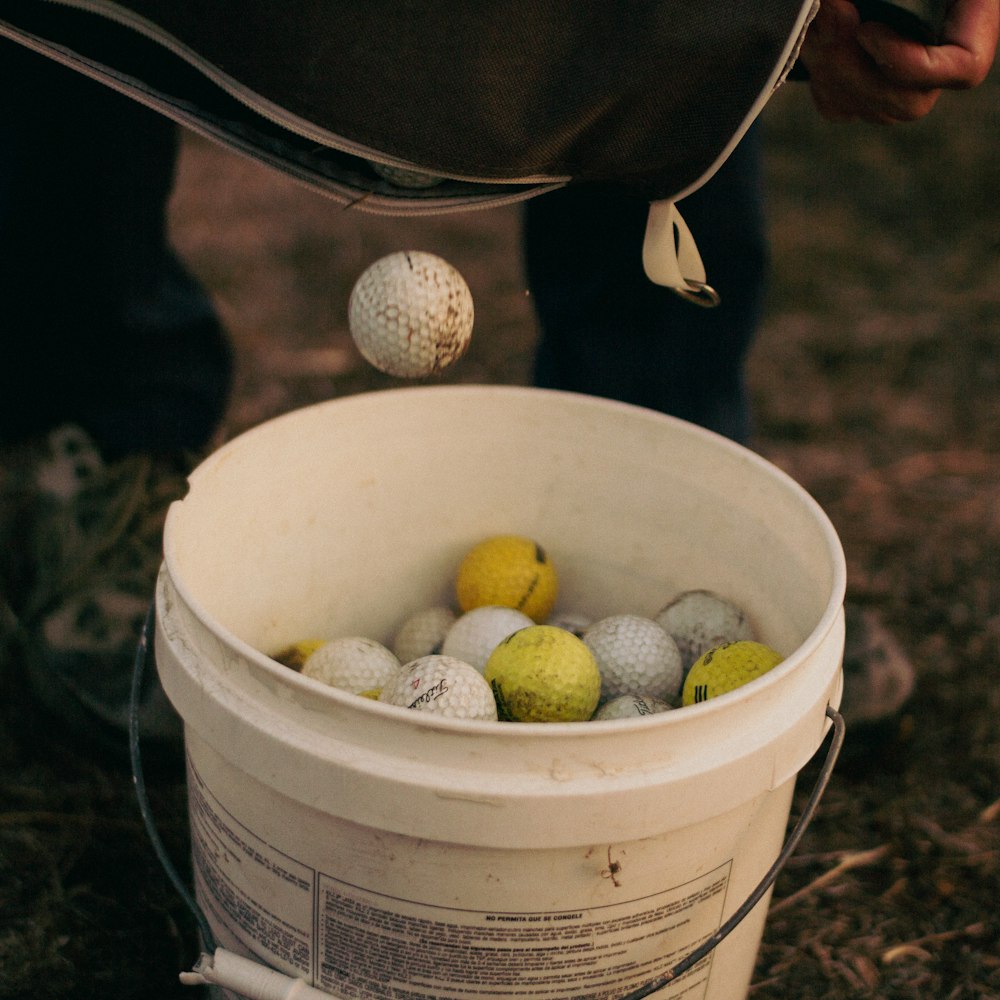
[837,603,916,769]
[1,425,191,762]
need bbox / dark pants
[0,41,231,458]
[523,130,768,444]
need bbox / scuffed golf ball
[392,606,456,663]
[584,614,683,702]
[302,637,401,694]
[348,251,474,378]
[455,535,558,622]
[484,625,600,722]
[655,589,753,673]
[379,655,498,720]
[682,640,783,706]
[593,693,674,721]
[441,606,534,672]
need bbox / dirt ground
[2,62,999,1000]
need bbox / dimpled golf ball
[484,625,600,722]
[392,606,456,663]
[583,614,683,702]
[348,251,474,378]
[379,655,498,720]
[682,640,783,706]
[655,589,754,673]
[455,535,558,622]
[593,693,675,721]
[441,606,534,673]
[302,637,402,694]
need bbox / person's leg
[524,128,767,444]
[0,42,232,758]
[524,132,914,760]
[0,40,231,457]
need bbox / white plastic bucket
[156,385,846,1000]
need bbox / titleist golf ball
[348,251,474,378]
[380,654,498,720]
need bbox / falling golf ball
[380,655,498,720]
[584,614,683,702]
[484,625,601,722]
[348,251,474,378]
[681,640,783,706]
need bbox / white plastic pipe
[180,949,342,1000]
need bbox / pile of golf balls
[270,532,784,724]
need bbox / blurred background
[1,62,998,1000]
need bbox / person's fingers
[858,0,999,89]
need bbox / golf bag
[0,0,819,298]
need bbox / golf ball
[348,251,474,378]
[593,693,674,721]
[441,606,534,673]
[681,640,783,706]
[302,636,401,694]
[392,606,456,663]
[484,625,601,723]
[455,535,558,622]
[379,654,498,720]
[584,614,683,702]
[655,589,753,673]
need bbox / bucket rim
[162,384,847,737]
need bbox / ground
[1,63,998,1000]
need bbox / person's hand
[797,0,999,122]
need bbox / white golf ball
[441,606,534,673]
[348,251,474,378]
[654,589,753,673]
[392,606,456,664]
[583,614,683,702]
[379,655,498,721]
[302,637,401,694]
[593,693,675,721]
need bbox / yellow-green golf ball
[484,625,600,722]
[455,535,558,622]
[682,640,783,706]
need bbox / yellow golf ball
[682,640,784,706]
[271,638,326,671]
[455,535,558,622]
[484,625,600,722]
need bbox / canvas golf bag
[0,0,823,301]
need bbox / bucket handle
[131,603,845,1000]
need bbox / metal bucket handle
[131,603,845,1000]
